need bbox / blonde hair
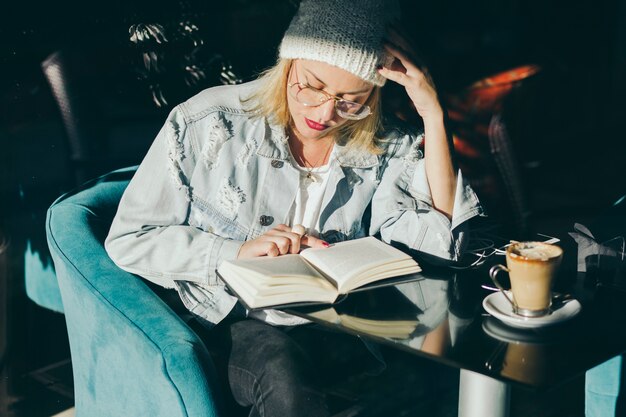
[245,58,383,154]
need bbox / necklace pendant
[306,172,318,183]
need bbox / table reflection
[481,317,568,385]
[288,251,626,390]
[292,267,478,356]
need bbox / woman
[105,0,482,415]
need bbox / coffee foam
[509,242,562,261]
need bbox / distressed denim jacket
[105,80,483,326]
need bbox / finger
[273,224,292,232]
[272,224,304,251]
[266,230,301,254]
[301,235,330,249]
[266,235,292,255]
[380,47,435,90]
[385,29,429,70]
[386,42,433,87]
[286,233,302,254]
[243,240,280,258]
[383,43,420,74]
[377,65,410,87]
[291,224,306,236]
[264,242,280,257]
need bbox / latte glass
[489,242,563,317]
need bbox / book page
[226,254,322,279]
[217,255,338,309]
[301,237,421,292]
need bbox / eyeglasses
[287,81,372,121]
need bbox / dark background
[1,0,625,415]
[2,0,626,228]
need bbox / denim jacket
[105,80,483,326]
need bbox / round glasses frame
[287,81,372,121]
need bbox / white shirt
[287,149,335,237]
[251,147,335,326]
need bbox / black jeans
[222,319,328,417]
[192,316,385,417]
[151,285,383,416]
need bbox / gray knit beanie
[279,0,399,86]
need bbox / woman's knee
[228,320,312,373]
[226,320,326,415]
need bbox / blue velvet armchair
[45,166,224,417]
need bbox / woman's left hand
[378,27,443,121]
[378,26,457,219]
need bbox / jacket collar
[255,118,291,160]
[256,117,378,169]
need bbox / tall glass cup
[489,242,563,317]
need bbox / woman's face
[287,59,373,141]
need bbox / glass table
[285,244,626,417]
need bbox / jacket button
[271,160,284,168]
[259,215,274,226]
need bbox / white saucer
[482,292,582,329]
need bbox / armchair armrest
[46,167,223,417]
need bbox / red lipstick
[305,118,328,131]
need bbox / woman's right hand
[237,224,329,259]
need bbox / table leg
[459,369,510,417]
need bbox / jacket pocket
[189,200,249,241]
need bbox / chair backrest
[488,113,531,236]
[46,166,222,417]
[445,65,541,238]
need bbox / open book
[217,236,422,310]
